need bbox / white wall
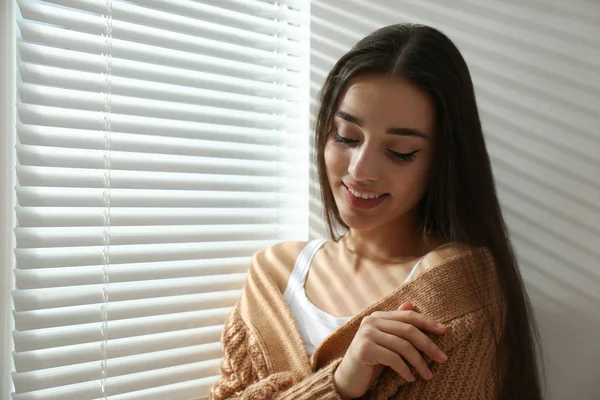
[309,1,600,399]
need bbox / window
[4,0,309,398]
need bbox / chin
[334,194,413,234]
[342,214,384,230]
[336,203,386,232]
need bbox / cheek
[391,161,431,200]
[324,142,348,177]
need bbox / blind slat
[181,0,307,26]
[16,166,298,191]
[18,21,302,84]
[14,308,233,349]
[15,240,277,268]
[15,207,300,227]
[12,360,222,399]
[14,274,247,311]
[18,42,300,101]
[19,84,298,129]
[17,124,302,159]
[16,258,250,289]
[14,292,240,330]
[18,103,301,140]
[103,376,220,400]
[21,0,306,52]
[16,187,298,208]
[20,64,302,116]
[15,325,224,368]
[126,0,306,33]
[18,103,300,139]
[53,0,306,39]
[13,343,222,392]
[17,144,300,176]
[16,225,286,248]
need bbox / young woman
[209,23,543,400]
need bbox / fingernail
[437,349,448,362]
[408,373,416,382]
[424,369,433,380]
[436,323,446,330]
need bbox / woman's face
[324,73,436,232]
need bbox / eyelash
[332,132,420,162]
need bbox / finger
[372,329,433,380]
[377,310,446,334]
[373,318,448,363]
[370,344,415,382]
[398,302,414,311]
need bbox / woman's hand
[333,302,448,399]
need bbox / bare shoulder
[256,240,309,293]
[418,242,476,273]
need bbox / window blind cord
[101,1,112,398]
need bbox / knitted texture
[209,246,505,400]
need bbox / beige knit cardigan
[209,245,505,400]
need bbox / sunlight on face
[324,73,436,232]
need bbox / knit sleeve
[366,307,503,400]
[209,306,344,400]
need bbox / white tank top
[283,239,451,357]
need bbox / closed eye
[388,149,420,162]
[333,131,359,146]
[333,132,420,162]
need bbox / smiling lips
[342,183,389,210]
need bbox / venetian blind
[11,0,309,398]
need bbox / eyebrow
[334,110,429,140]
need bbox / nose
[348,145,381,182]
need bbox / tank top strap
[286,239,328,294]
[404,242,456,283]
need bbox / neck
[341,213,437,265]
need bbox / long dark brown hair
[314,23,544,399]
